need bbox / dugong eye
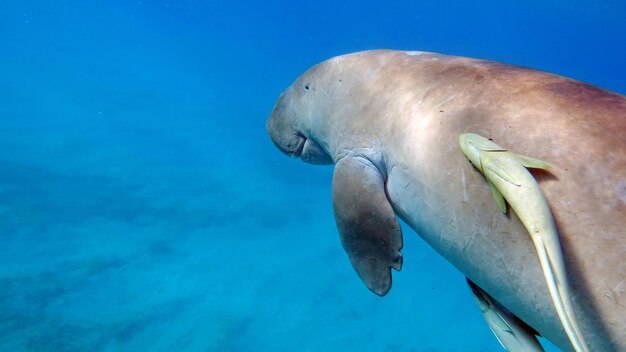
[304,84,310,90]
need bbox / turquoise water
[1,1,624,351]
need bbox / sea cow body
[266,50,626,351]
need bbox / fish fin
[488,181,507,213]
[487,158,522,186]
[491,312,514,334]
[516,154,552,170]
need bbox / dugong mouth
[267,121,306,158]
[287,134,306,158]
[294,135,306,157]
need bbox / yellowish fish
[467,279,545,352]
[459,133,588,352]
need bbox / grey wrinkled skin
[331,155,403,296]
[266,50,626,352]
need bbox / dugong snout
[267,95,305,158]
[266,118,306,158]
[267,90,333,164]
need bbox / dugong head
[266,65,334,165]
[267,56,405,297]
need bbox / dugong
[266,50,626,351]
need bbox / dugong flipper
[332,155,404,296]
[459,133,588,352]
[467,279,545,352]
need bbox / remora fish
[467,279,545,352]
[459,132,588,352]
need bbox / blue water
[1,1,624,351]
